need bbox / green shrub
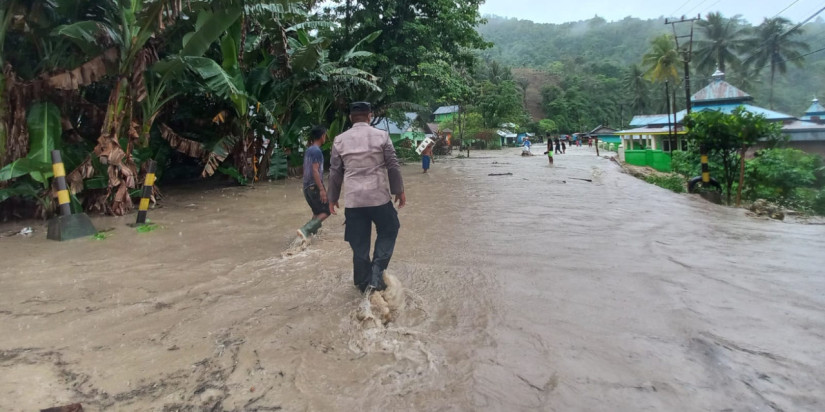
[395,146,420,162]
[744,148,823,206]
[671,149,700,178]
[813,188,825,215]
[644,174,685,193]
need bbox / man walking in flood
[328,102,406,293]
[297,126,331,240]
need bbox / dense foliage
[0,0,492,217]
[684,107,783,205]
[478,14,825,131]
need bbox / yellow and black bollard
[47,150,97,241]
[701,153,710,184]
[688,147,721,193]
[135,160,157,225]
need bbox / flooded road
[1,145,824,411]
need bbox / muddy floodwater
[1,146,824,411]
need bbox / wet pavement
[1,145,824,411]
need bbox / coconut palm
[642,34,681,85]
[642,34,682,115]
[693,12,750,75]
[744,17,810,109]
[624,63,650,114]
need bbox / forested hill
[476,15,825,127]
[478,15,668,68]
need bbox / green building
[433,105,459,123]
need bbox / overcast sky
[479,0,824,25]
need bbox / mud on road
[1,145,824,411]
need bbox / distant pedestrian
[297,126,330,240]
[421,142,434,173]
[588,138,593,148]
[554,138,562,154]
[561,141,566,154]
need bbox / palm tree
[642,34,682,117]
[624,64,650,114]
[693,12,750,75]
[642,34,681,85]
[744,17,810,109]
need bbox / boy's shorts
[303,184,331,215]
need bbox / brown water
[1,145,824,411]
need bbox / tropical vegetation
[0,0,492,218]
[478,14,823,132]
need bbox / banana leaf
[217,166,248,185]
[183,57,247,111]
[181,7,243,57]
[0,102,63,185]
[202,133,241,178]
[52,21,119,57]
[0,158,53,181]
[0,185,41,204]
[267,147,288,180]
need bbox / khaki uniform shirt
[328,122,404,208]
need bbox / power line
[741,5,825,68]
[700,0,723,15]
[670,0,695,17]
[773,0,802,18]
[754,45,825,71]
[685,0,711,16]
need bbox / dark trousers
[344,202,400,291]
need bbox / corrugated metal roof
[629,114,671,127]
[616,125,686,136]
[691,70,751,104]
[587,125,618,135]
[801,98,825,121]
[374,112,421,135]
[690,104,794,121]
[782,119,825,131]
[433,105,459,115]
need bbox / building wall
[435,113,456,123]
[624,149,672,172]
[786,141,825,158]
[750,141,825,158]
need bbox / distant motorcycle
[521,145,533,156]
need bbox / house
[497,123,518,146]
[583,125,620,145]
[433,105,459,123]
[374,112,427,147]
[616,69,825,170]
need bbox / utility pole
[666,14,699,151]
[665,80,672,151]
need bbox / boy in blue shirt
[298,126,331,240]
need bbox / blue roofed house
[616,69,825,171]
[583,125,620,149]
[784,97,825,157]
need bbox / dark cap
[350,101,372,113]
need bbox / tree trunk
[0,70,7,166]
[735,145,746,207]
[92,76,138,216]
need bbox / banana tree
[0,102,63,214]
[53,1,244,214]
